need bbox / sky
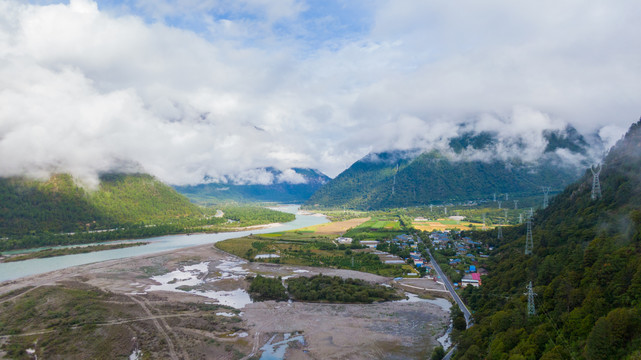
[0,0,640,186]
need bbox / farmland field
[293,217,371,235]
[412,218,490,231]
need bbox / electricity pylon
[391,164,398,196]
[542,186,551,208]
[525,217,533,255]
[527,281,536,316]
[497,220,503,240]
[591,164,602,200]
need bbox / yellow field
[294,217,371,235]
[413,219,494,231]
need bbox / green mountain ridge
[306,152,584,210]
[306,126,595,209]
[0,173,203,237]
[454,119,641,359]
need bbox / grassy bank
[216,232,405,277]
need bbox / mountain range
[175,167,330,204]
[306,126,596,209]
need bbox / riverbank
[0,241,449,359]
[0,242,149,263]
[0,206,329,283]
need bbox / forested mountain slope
[0,173,203,236]
[306,127,590,209]
[455,119,641,360]
[176,167,330,204]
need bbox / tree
[431,346,446,360]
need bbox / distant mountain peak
[176,167,330,204]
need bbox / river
[0,205,328,283]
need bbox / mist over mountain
[175,167,330,204]
[306,125,596,209]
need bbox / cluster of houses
[430,230,488,288]
[388,234,433,273]
[409,251,431,273]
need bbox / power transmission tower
[497,220,503,240]
[482,213,486,230]
[493,193,497,202]
[526,281,536,316]
[591,164,602,200]
[519,213,523,224]
[504,209,508,219]
[498,201,502,209]
[542,186,551,208]
[444,206,447,215]
[505,193,509,201]
[514,200,519,209]
[430,204,433,212]
[525,217,533,255]
[529,208,534,218]
[391,164,398,196]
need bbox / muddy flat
[0,241,449,359]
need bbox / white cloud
[277,168,307,184]
[0,0,639,185]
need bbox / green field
[216,233,404,277]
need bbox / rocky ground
[0,243,450,359]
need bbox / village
[337,228,492,290]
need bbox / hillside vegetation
[305,128,590,210]
[0,173,294,250]
[454,120,641,359]
[0,173,202,237]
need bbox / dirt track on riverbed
[0,242,449,359]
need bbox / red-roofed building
[471,272,482,286]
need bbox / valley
[1,123,641,359]
[1,2,639,359]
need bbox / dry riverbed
[0,242,450,359]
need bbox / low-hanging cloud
[0,0,639,186]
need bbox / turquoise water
[0,205,327,283]
[260,333,305,360]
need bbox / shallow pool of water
[259,332,305,360]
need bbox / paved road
[420,236,473,328]
[443,345,457,360]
